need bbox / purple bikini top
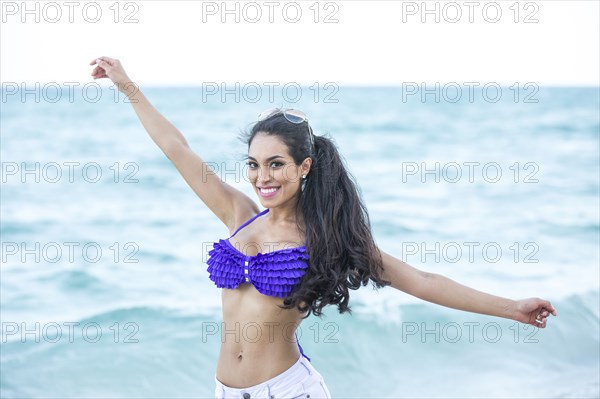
[206,208,310,298]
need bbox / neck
[266,196,307,229]
[266,202,297,225]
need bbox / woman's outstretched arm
[377,247,557,328]
[89,56,258,229]
[90,57,188,157]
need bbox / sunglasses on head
[257,108,315,150]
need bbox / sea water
[1,86,598,398]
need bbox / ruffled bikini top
[206,208,310,298]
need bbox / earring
[302,175,306,179]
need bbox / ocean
[1,85,598,398]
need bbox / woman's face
[247,132,311,208]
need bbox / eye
[246,161,258,169]
[270,161,283,168]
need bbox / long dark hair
[240,113,391,318]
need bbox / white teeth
[260,187,278,194]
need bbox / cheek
[279,165,301,184]
[247,168,258,182]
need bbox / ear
[301,157,312,176]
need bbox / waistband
[214,354,317,396]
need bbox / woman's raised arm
[90,56,258,229]
[377,247,557,328]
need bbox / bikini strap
[229,208,269,239]
[296,331,311,362]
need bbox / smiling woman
[90,56,557,399]
[237,109,392,322]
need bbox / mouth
[257,186,280,198]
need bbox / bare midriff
[215,282,307,388]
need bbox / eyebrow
[247,155,285,162]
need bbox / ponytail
[285,134,391,318]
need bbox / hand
[89,56,136,94]
[513,297,557,328]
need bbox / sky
[1,0,599,87]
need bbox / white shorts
[214,355,332,399]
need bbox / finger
[534,310,546,323]
[534,299,555,316]
[90,56,107,65]
[92,71,108,78]
[542,302,557,316]
[96,59,112,71]
[98,56,116,65]
[533,317,547,328]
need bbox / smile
[258,186,280,197]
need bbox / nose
[257,167,274,184]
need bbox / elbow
[411,270,437,300]
[421,270,436,281]
[163,139,189,160]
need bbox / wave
[1,292,598,398]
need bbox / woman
[90,56,557,399]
